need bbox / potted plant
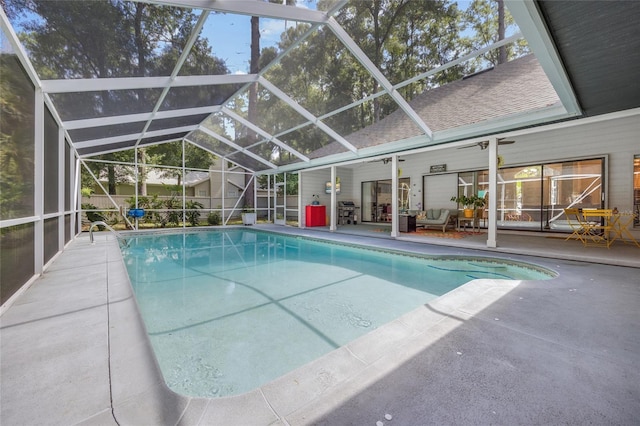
[241,205,256,225]
[451,194,485,218]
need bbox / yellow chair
[581,209,614,248]
[564,208,586,243]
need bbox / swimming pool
[120,228,555,398]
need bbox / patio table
[580,209,614,248]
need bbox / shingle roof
[310,54,559,159]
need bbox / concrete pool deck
[1,225,639,425]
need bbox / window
[460,158,604,232]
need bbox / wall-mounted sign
[430,164,447,173]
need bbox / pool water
[120,229,554,398]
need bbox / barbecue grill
[338,201,360,225]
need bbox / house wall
[91,182,174,196]
[192,181,208,197]
[301,111,640,236]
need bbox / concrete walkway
[1,225,639,425]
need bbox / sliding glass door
[469,158,604,232]
[361,178,410,223]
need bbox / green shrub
[185,200,203,226]
[82,203,107,230]
[207,211,221,226]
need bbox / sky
[201,0,318,74]
[203,0,475,74]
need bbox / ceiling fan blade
[457,139,516,150]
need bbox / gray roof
[310,55,558,159]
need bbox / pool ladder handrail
[89,221,124,244]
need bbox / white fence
[82,194,299,220]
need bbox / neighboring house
[85,162,250,210]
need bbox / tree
[0,53,35,219]
[244,0,296,208]
[146,141,217,186]
[463,0,528,68]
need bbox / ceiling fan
[458,138,515,150]
[371,157,406,164]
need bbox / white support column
[391,156,399,238]
[330,166,337,231]
[70,151,77,238]
[298,172,303,228]
[58,127,65,251]
[34,88,44,274]
[73,157,81,235]
[134,146,138,229]
[254,172,258,223]
[182,140,186,229]
[268,175,272,222]
[221,164,226,226]
[283,173,287,225]
[487,138,499,248]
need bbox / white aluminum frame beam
[268,36,521,143]
[135,10,210,148]
[326,17,434,140]
[63,105,221,130]
[74,125,198,149]
[40,74,257,94]
[259,77,358,153]
[78,138,182,158]
[139,0,330,23]
[396,32,523,90]
[221,107,310,163]
[0,8,42,89]
[197,126,277,169]
[507,2,581,116]
[260,34,520,145]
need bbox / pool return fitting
[89,221,124,244]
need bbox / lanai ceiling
[2,0,639,173]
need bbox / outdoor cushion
[416,209,452,232]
